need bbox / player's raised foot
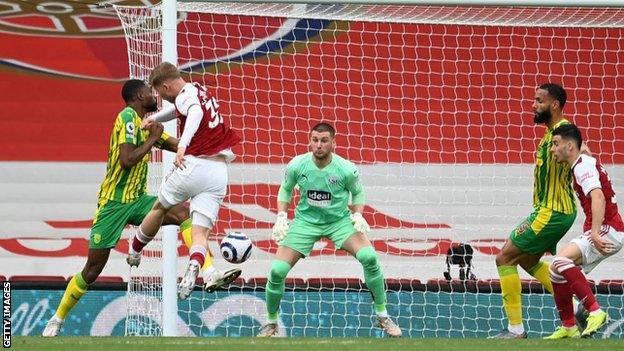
[42,316,63,337]
[203,268,242,293]
[581,310,608,338]
[126,251,141,267]
[257,322,278,337]
[178,261,200,300]
[543,326,580,339]
[377,316,402,337]
[488,329,527,339]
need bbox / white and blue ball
[219,232,253,264]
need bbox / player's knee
[268,260,291,284]
[355,246,379,270]
[551,256,574,276]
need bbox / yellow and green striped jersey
[97,107,169,206]
[532,118,576,214]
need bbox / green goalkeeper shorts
[89,194,157,249]
[509,206,576,255]
[280,216,356,257]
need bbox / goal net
[115,1,624,338]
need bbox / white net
[115,2,624,338]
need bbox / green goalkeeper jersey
[278,152,365,225]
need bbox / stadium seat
[306,277,364,289]
[9,275,66,282]
[245,277,305,286]
[385,278,422,291]
[0,276,5,282]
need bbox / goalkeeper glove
[350,212,370,234]
[272,211,289,242]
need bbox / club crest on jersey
[307,190,331,207]
[299,174,308,184]
[328,175,339,185]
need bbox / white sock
[508,323,524,334]
[376,310,389,318]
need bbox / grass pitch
[10,337,624,351]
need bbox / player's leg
[556,227,623,337]
[44,201,129,336]
[522,210,576,295]
[492,238,529,338]
[337,219,401,337]
[127,195,191,266]
[179,158,240,298]
[258,219,312,337]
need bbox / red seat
[94,276,125,283]
[306,277,363,289]
[0,276,5,282]
[386,278,422,290]
[9,275,66,282]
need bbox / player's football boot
[257,322,278,337]
[543,326,580,339]
[581,310,608,338]
[488,329,528,339]
[377,316,402,337]
[126,251,141,267]
[203,268,242,293]
[178,261,200,300]
[42,316,63,337]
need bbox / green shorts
[90,194,157,249]
[509,207,576,255]
[280,216,356,257]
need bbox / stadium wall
[9,287,624,338]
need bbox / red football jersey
[175,82,240,157]
[572,154,624,232]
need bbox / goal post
[115,0,624,338]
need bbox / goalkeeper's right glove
[272,211,289,242]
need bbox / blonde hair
[149,62,181,87]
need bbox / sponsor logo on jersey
[307,190,331,207]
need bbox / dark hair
[312,122,336,137]
[539,83,567,110]
[552,123,582,150]
[121,79,147,104]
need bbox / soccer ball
[219,232,253,264]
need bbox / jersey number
[198,88,223,128]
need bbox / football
[219,231,253,264]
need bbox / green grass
[9,337,624,351]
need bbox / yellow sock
[498,265,522,326]
[180,218,213,272]
[55,273,88,320]
[528,260,554,294]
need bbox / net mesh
[115,2,624,338]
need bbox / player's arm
[119,119,164,170]
[141,104,177,129]
[588,188,613,254]
[346,167,370,233]
[174,104,203,169]
[157,134,179,153]
[272,163,297,241]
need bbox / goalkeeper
[257,122,401,338]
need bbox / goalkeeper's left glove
[350,212,370,234]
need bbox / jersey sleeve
[574,160,601,196]
[346,164,365,205]
[117,111,138,145]
[175,89,201,116]
[277,160,298,203]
